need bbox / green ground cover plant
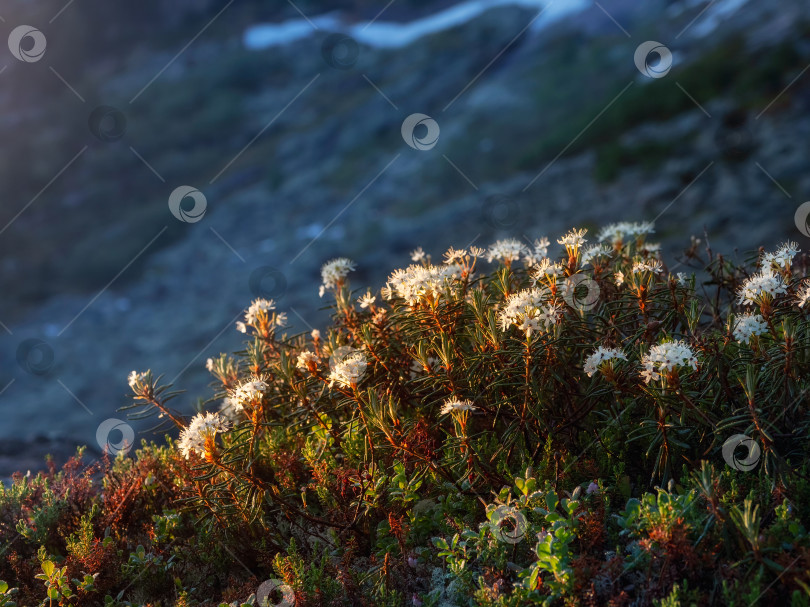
[3,223,810,606]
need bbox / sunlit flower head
[498,288,562,338]
[760,241,799,272]
[557,228,587,252]
[231,379,268,410]
[597,221,654,247]
[319,257,356,297]
[328,351,367,388]
[583,346,627,377]
[358,293,376,309]
[737,270,787,306]
[487,238,528,265]
[640,340,698,384]
[385,263,463,305]
[440,398,477,415]
[178,412,230,460]
[296,350,319,371]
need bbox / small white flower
[231,380,268,410]
[614,271,625,286]
[640,340,698,384]
[357,293,376,309]
[498,289,561,337]
[796,284,810,308]
[320,257,356,297]
[244,298,275,324]
[732,313,767,344]
[128,370,148,390]
[218,396,243,423]
[557,228,587,250]
[761,241,799,271]
[737,270,787,306]
[583,347,627,377]
[311,329,321,340]
[632,260,663,274]
[296,350,318,370]
[385,263,463,305]
[236,321,247,333]
[597,221,654,246]
[487,238,527,265]
[676,272,689,287]
[410,247,426,262]
[581,244,611,266]
[328,352,367,388]
[440,398,477,415]
[443,247,467,264]
[532,258,563,284]
[205,358,215,373]
[177,412,230,460]
[640,242,661,254]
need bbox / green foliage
[4,226,810,605]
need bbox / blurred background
[0,0,808,476]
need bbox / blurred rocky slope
[0,0,809,473]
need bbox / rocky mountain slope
[0,0,809,474]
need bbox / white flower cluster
[231,379,268,410]
[732,313,768,344]
[581,244,611,266]
[178,411,230,459]
[583,346,627,377]
[737,270,787,306]
[498,288,562,337]
[218,397,242,423]
[760,242,799,272]
[296,350,319,370]
[319,257,356,297]
[632,260,663,275]
[440,397,477,415]
[523,237,551,266]
[597,221,655,246]
[532,258,564,285]
[443,245,484,265]
[236,298,287,333]
[640,340,698,384]
[797,283,810,308]
[487,238,527,265]
[557,228,587,251]
[383,264,463,305]
[328,351,367,388]
[128,370,149,390]
[357,293,376,309]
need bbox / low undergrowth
[3,223,810,606]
